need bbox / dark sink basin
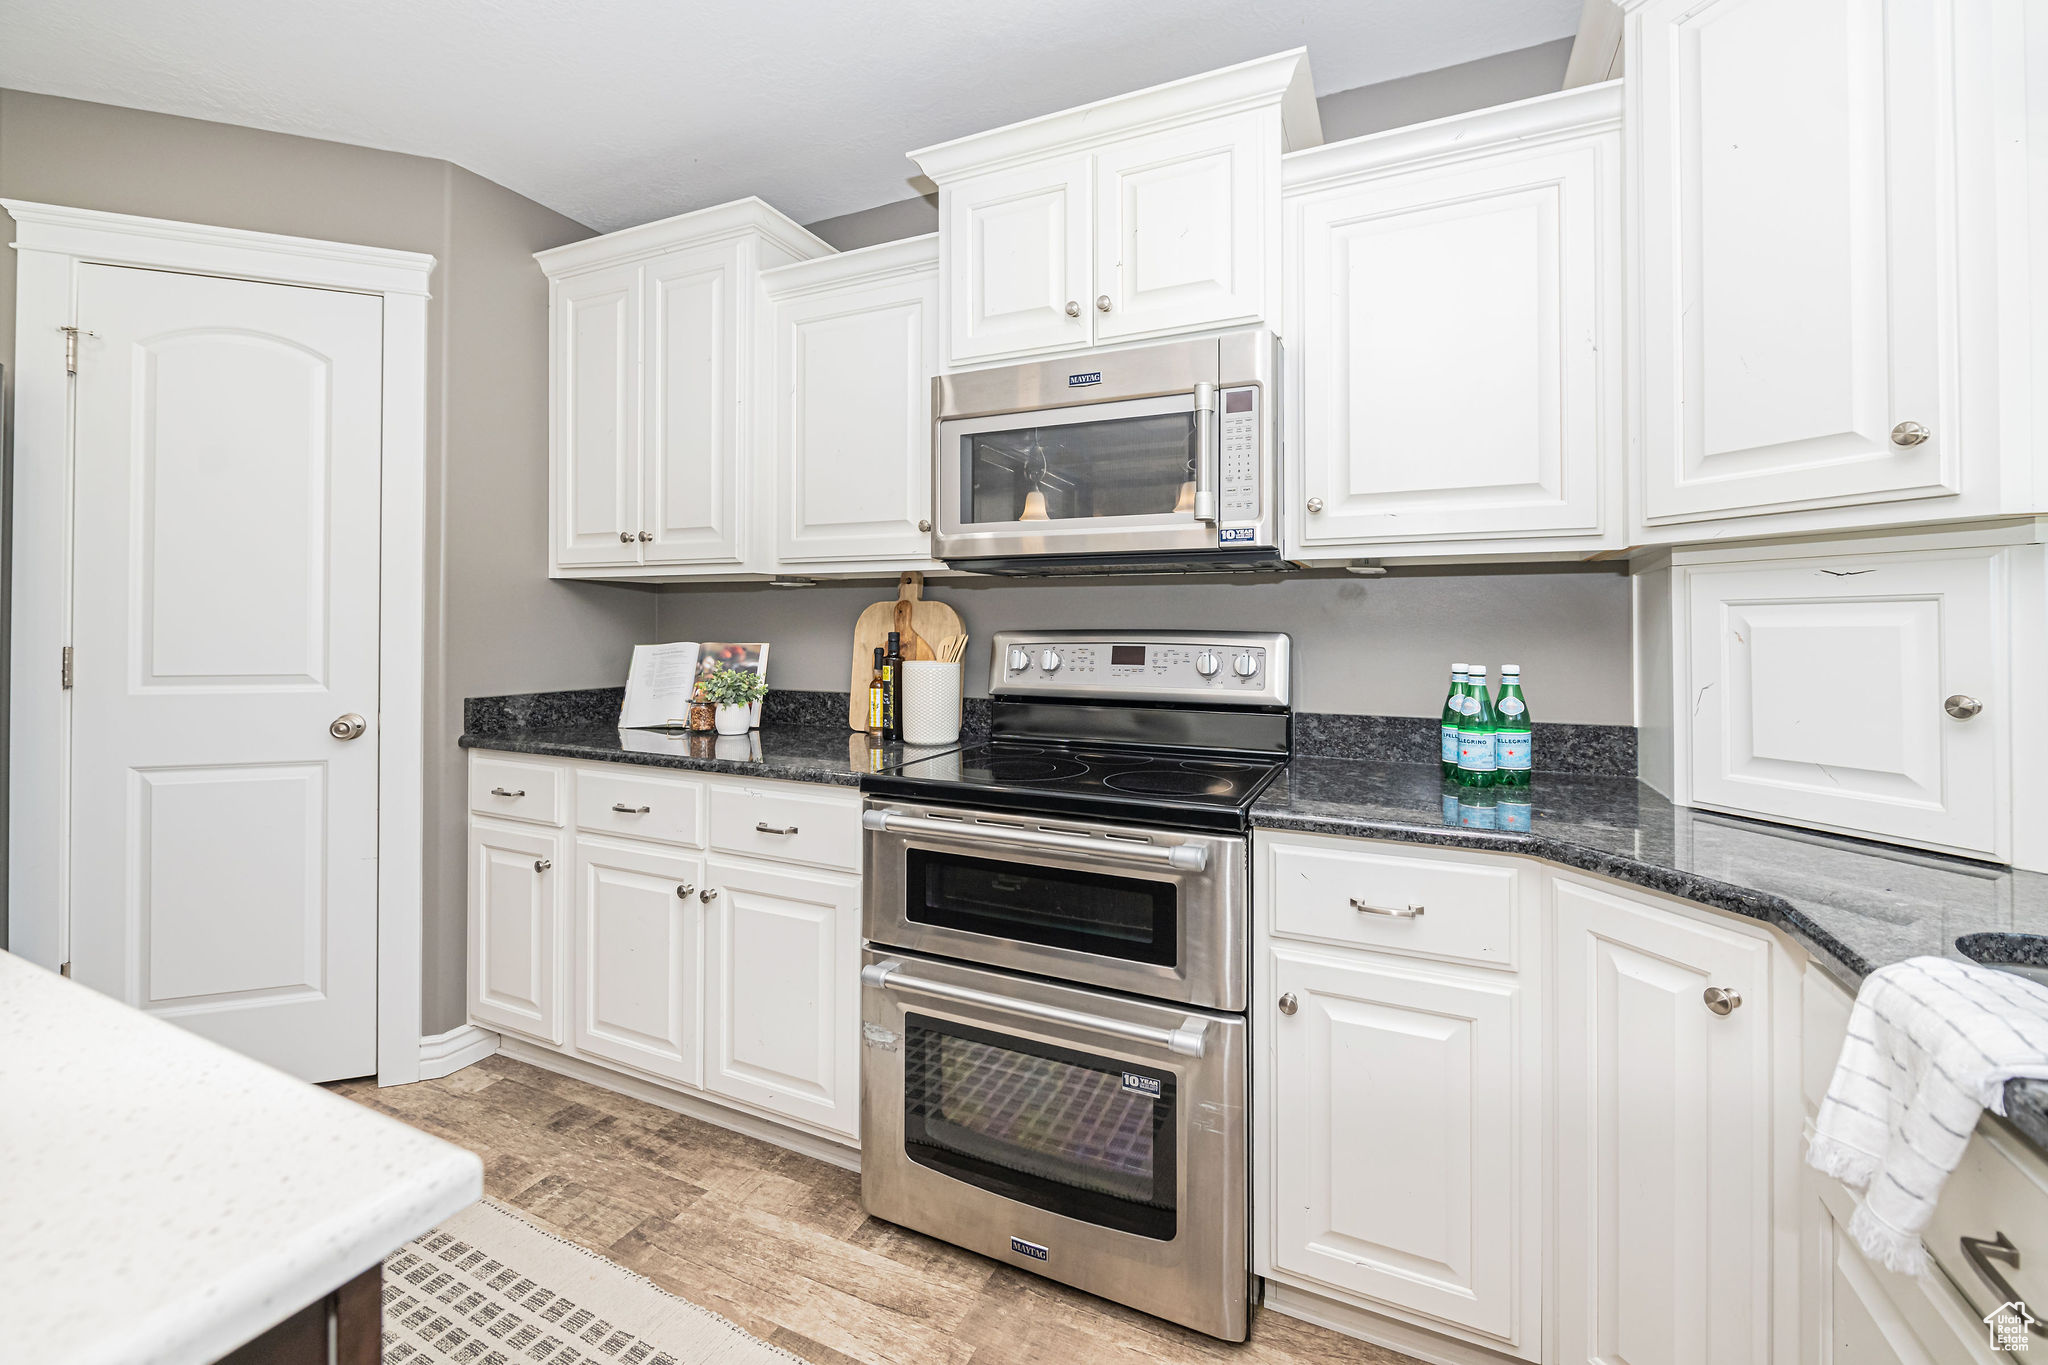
[1956,933,2048,987]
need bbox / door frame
[4,200,434,1084]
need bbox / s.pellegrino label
[1457,667,1497,785]
[1495,667,1532,785]
[1440,666,1467,777]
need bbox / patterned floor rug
[384,1198,807,1364]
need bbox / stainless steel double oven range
[858,630,1291,1342]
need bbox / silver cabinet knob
[1096,294,1112,313]
[329,713,367,741]
[676,883,694,899]
[638,530,653,542]
[1945,694,1983,720]
[1703,986,1742,1016]
[1277,993,1298,1016]
[1065,300,1082,318]
[918,519,931,533]
[1891,421,1931,447]
[534,858,552,873]
[1306,497,1324,514]
[700,887,719,902]
[619,531,634,543]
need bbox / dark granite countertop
[459,721,948,787]
[1255,756,2048,1153]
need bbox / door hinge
[59,325,97,376]
[61,645,73,689]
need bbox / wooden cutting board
[847,573,964,730]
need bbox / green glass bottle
[1495,664,1532,787]
[1440,663,1468,778]
[1456,664,1497,788]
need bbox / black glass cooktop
[865,741,1284,832]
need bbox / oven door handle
[862,959,1211,1058]
[1191,380,1217,525]
[862,808,1209,872]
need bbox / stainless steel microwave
[930,329,1282,574]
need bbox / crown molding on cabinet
[1280,80,1623,193]
[760,232,938,299]
[2,198,437,295]
[909,47,1320,184]
[534,194,832,278]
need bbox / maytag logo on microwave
[1067,371,1102,387]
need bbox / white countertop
[0,950,482,1365]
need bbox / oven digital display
[1110,645,1147,667]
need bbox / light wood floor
[333,1054,1416,1365]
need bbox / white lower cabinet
[468,754,861,1148]
[1804,1175,1984,1365]
[572,836,704,1087]
[701,857,861,1138]
[1551,871,1777,1365]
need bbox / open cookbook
[619,641,768,729]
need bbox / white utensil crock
[900,662,963,746]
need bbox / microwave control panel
[1218,386,1259,522]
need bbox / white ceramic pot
[715,704,751,736]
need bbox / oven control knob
[1233,652,1260,677]
[1007,646,1031,673]
[1039,649,1063,673]
[1195,651,1221,678]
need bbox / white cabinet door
[571,836,704,1086]
[774,266,940,565]
[1685,550,2004,857]
[1553,874,1775,1365]
[1631,0,1957,526]
[1291,131,1616,549]
[1268,946,1528,1346]
[1094,115,1264,343]
[469,821,565,1045]
[551,263,642,568]
[700,857,859,1137]
[643,241,745,564]
[1805,1176,1982,1365]
[943,157,1091,364]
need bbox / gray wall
[654,566,1634,725]
[805,37,1574,251]
[0,90,659,1027]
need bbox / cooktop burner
[984,756,1089,783]
[1102,769,1239,796]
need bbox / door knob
[1890,421,1931,447]
[1306,497,1324,514]
[1096,295,1112,313]
[1277,993,1298,1016]
[1945,694,1983,720]
[1703,986,1742,1016]
[700,887,720,901]
[329,713,367,741]
[534,858,552,873]
[676,883,695,898]
[1065,301,1081,318]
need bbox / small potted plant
[700,663,768,737]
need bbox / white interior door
[68,263,384,1083]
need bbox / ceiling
[0,1,1580,233]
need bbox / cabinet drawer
[1924,1125,2048,1331]
[1266,836,1522,969]
[576,767,705,847]
[709,783,861,872]
[469,755,565,826]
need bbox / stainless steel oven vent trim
[860,959,1212,1058]
[861,807,1210,871]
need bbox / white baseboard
[497,1037,862,1173]
[1260,1281,1524,1365]
[417,1024,501,1080]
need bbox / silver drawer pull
[613,803,651,814]
[862,808,1208,872]
[1960,1232,2046,1338]
[1351,898,1424,918]
[490,787,525,798]
[862,959,1209,1058]
[755,822,799,835]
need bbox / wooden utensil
[847,573,964,730]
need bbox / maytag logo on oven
[1067,371,1102,388]
[1010,1236,1049,1262]
[1121,1071,1163,1098]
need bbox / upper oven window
[905,848,1177,968]
[903,1014,1178,1241]
[962,411,1199,526]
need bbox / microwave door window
[963,412,1199,526]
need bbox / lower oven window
[905,848,1177,967]
[903,1014,1177,1241]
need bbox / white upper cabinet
[913,50,1318,369]
[1624,0,2035,537]
[761,236,943,571]
[1283,84,1624,561]
[539,199,832,579]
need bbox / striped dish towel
[1808,956,2048,1274]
